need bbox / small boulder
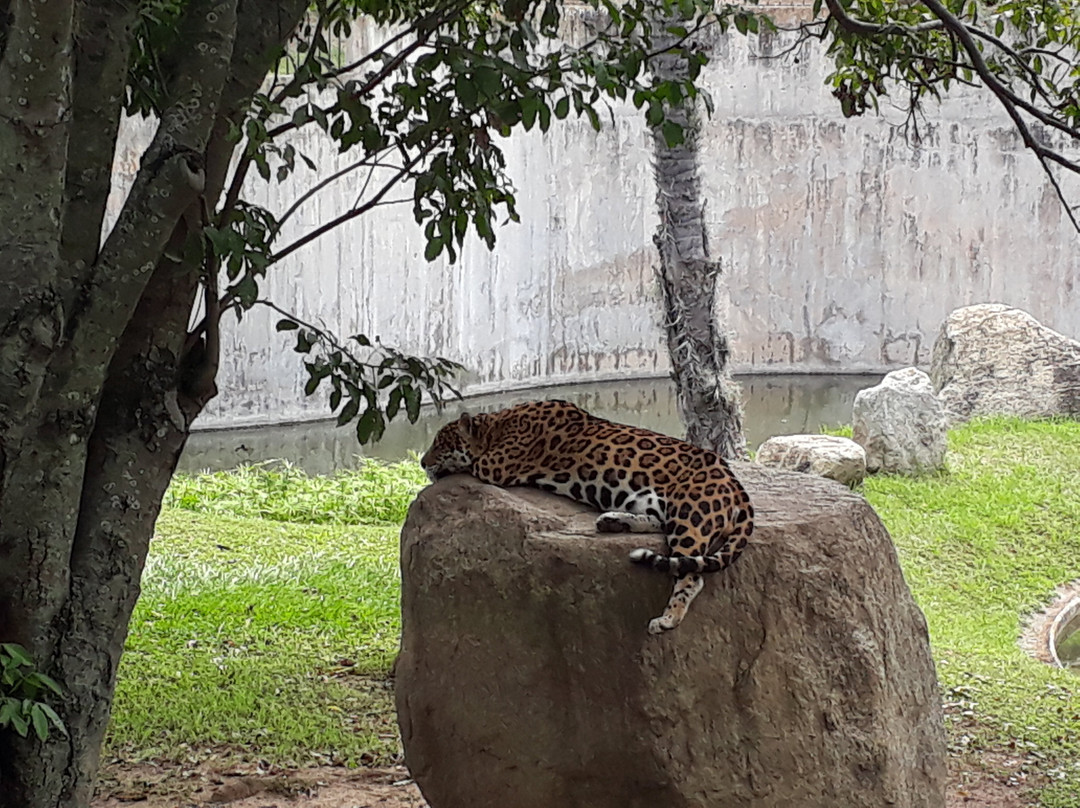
[755,434,866,486]
[396,467,945,808]
[852,368,948,474]
[930,303,1080,424]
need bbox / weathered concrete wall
[705,29,1080,373]
[109,9,1080,427]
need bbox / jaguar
[420,399,754,634]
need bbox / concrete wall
[110,8,1080,428]
[706,29,1080,372]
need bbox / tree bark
[0,0,74,436]
[60,1,141,275]
[0,2,308,805]
[650,28,747,461]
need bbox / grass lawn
[106,419,1080,806]
[106,461,424,767]
[862,418,1080,807]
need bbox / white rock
[755,434,866,487]
[931,304,1080,424]
[852,368,948,475]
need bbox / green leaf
[584,105,600,131]
[1,645,32,667]
[355,407,383,443]
[387,387,403,420]
[38,703,67,737]
[31,704,48,741]
[30,672,62,696]
[276,319,299,331]
[337,397,360,426]
[0,698,19,728]
[646,100,664,126]
[661,119,684,146]
[424,236,443,262]
[404,386,422,422]
[231,274,259,309]
[10,711,28,737]
[521,96,539,131]
[455,73,478,109]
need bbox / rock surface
[754,434,866,486]
[396,466,945,808]
[853,368,948,474]
[931,303,1080,423]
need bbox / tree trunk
[0,3,308,805]
[650,29,747,461]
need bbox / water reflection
[180,373,880,475]
[1055,613,1080,668]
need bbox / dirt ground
[91,752,1044,808]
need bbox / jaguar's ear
[455,412,489,453]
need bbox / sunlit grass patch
[108,463,415,766]
[164,459,427,525]
[861,417,1080,807]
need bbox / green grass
[860,417,1080,807]
[164,459,427,525]
[107,420,1080,805]
[106,460,425,766]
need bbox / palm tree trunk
[650,29,747,460]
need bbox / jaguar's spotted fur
[420,399,753,634]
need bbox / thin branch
[918,0,1080,232]
[351,152,388,209]
[275,154,385,233]
[271,139,439,264]
[822,0,944,37]
[252,298,385,372]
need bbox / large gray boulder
[754,434,866,486]
[931,303,1080,423]
[396,466,945,808]
[853,368,948,474]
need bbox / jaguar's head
[420,412,491,482]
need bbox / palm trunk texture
[650,29,748,461]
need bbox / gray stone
[754,434,866,486]
[396,466,945,808]
[931,303,1080,424]
[852,368,948,474]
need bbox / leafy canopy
[799,0,1080,229]
[123,0,761,442]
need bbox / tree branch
[60,1,141,285]
[822,0,943,37]
[67,0,239,371]
[270,140,439,264]
[274,154,385,233]
[918,0,1080,232]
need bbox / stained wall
[109,8,1080,427]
